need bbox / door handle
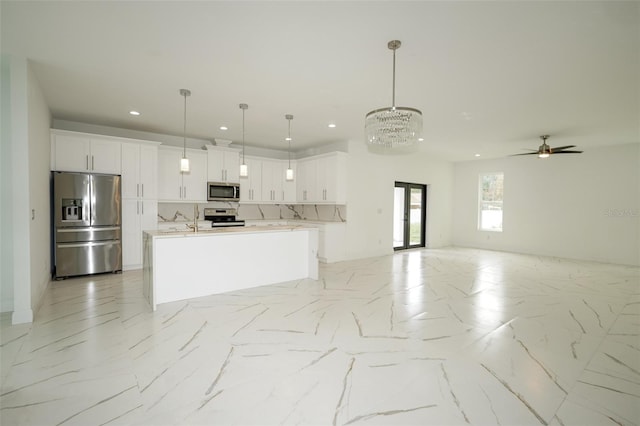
[92,156,95,170]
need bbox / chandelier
[365,40,422,149]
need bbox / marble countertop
[145,224,316,239]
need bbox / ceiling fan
[512,135,583,158]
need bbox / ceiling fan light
[538,153,550,159]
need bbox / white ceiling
[2,1,638,161]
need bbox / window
[478,172,503,231]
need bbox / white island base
[143,226,319,310]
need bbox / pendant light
[285,114,294,181]
[365,40,422,149]
[179,89,191,172]
[239,103,248,177]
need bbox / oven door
[208,182,240,201]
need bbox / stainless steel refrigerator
[52,172,122,279]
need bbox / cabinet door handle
[184,186,187,199]
[137,201,140,215]
[141,201,144,215]
[179,187,182,198]
[141,183,144,198]
[86,155,89,170]
[137,183,140,198]
[92,156,94,170]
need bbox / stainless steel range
[204,208,245,228]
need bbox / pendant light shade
[365,40,422,150]
[179,89,191,172]
[239,103,249,177]
[285,114,294,182]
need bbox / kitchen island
[143,225,318,310]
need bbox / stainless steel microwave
[207,182,240,201]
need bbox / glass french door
[393,182,426,250]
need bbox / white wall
[344,141,453,260]
[0,55,51,322]
[27,64,52,312]
[0,55,14,313]
[452,143,640,266]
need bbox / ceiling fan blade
[552,150,583,154]
[549,145,576,151]
[510,152,540,156]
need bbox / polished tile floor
[1,248,639,426]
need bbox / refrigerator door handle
[57,226,121,233]
[57,241,117,248]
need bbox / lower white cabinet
[244,220,346,263]
[122,199,157,269]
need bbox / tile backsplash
[157,202,346,223]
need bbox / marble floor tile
[1,248,638,425]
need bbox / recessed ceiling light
[129,110,140,116]
[418,138,424,142]
[328,123,336,128]
[285,137,292,141]
[220,126,228,131]
[475,153,481,157]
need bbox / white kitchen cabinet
[261,159,282,203]
[51,130,121,174]
[261,159,297,203]
[296,158,318,203]
[316,152,347,204]
[122,142,159,269]
[240,157,262,203]
[121,143,158,199]
[122,199,158,269]
[296,153,347,204]
[206,146,241,183]
[282,161,297,203]
[158,146,207,202]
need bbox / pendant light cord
[391,47,396,108]
[287,117,292,168]
[242,107,245,163]
[183,93,187,157]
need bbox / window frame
[477,172,504,232]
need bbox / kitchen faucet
[186,204,199,232]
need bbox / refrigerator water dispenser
[61,199,82,221]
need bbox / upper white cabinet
[121,143,159,200]
[296,152,347,204]
[158,146,207,202]
[206,146,240,183]
[317,152,347,204]
[51,130,121,174]
[296,158,318,203]
[239,157,262,203]
[261,159,283,203]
